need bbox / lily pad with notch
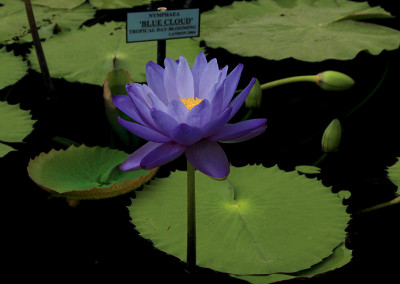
[129,164,350,280]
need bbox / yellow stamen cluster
[179,97,203,111]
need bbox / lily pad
[235,243,351,283]
[28,21,204,85]
[199,0,400,62]
[31,0,86,10]
[89,0,151,10]
[0,142,15,157]
[387,157,400,193]
[27,144,157,199]
[0,101,35,143]
[0,101,35,157]
[295,165,321,174]
[0,48,28,90]
[0,0,95,44]
[130,165,350,275]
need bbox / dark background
[2,0,400,283]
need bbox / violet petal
[202,107,232,138]
[185,140,230,179]
[142,84,168,112]
[120,141,161,171]
[164,57,179,102]
[112,95,143,125]
[176,56,194,99]
[198,58,220,99]
[221,64,243,110]
[222,125,267,143]
[146,61,168,105]
[140,141,186,169]
[171,123,203,146]
[191,52,208,97]
[228,78,256,120]
[210,118,267,142]
[118,117,171,143]
[167,100,189,123]
[151,108,179,137]
[186,99,211,127]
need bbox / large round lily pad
[199,0,400,62]
[130,165,350,276]
[235,243,351,283]
[27,145,157,199]
[28,21,204,85]
[0,48,28,90]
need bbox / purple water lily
[112,52,267,178]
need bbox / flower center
[179,97,203,111]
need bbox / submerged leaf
[27,145,157,199]
[130,165,350,276]
[199,0,400,61]
[28,21,204,85]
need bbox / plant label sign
[127,9,200,42]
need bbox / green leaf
[31,0,86,9]
[0,101,35,158]
[199,0,400,62]
[130,165,350,275]
[89,0,151,10]
[235,243,352,283]
[27,144,158,200]
[387,157,400,193]
[28,21,204,85]
[0,142,15,158]
[0,48,28,90]
[0,0,95,44]
[0,101,35,143]
[295,165,321,174]
[103,69,140,146]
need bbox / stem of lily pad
[24,0,54,96]
[186,160,196,273]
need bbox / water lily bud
[317,71,354,91]
[321,119,341,152]
[245,78,262,108]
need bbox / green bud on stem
[245,78,262,108]
[321,119,341,152]
[317,71,354,91]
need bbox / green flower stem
[358,196,400,214]
[312,152,328,166]
[186,160,196,273]
[236,75,318,94]
[344,62,389,118]
[260,75,318,90]
[24,0,54,95]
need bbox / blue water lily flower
[113,52,267,178]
